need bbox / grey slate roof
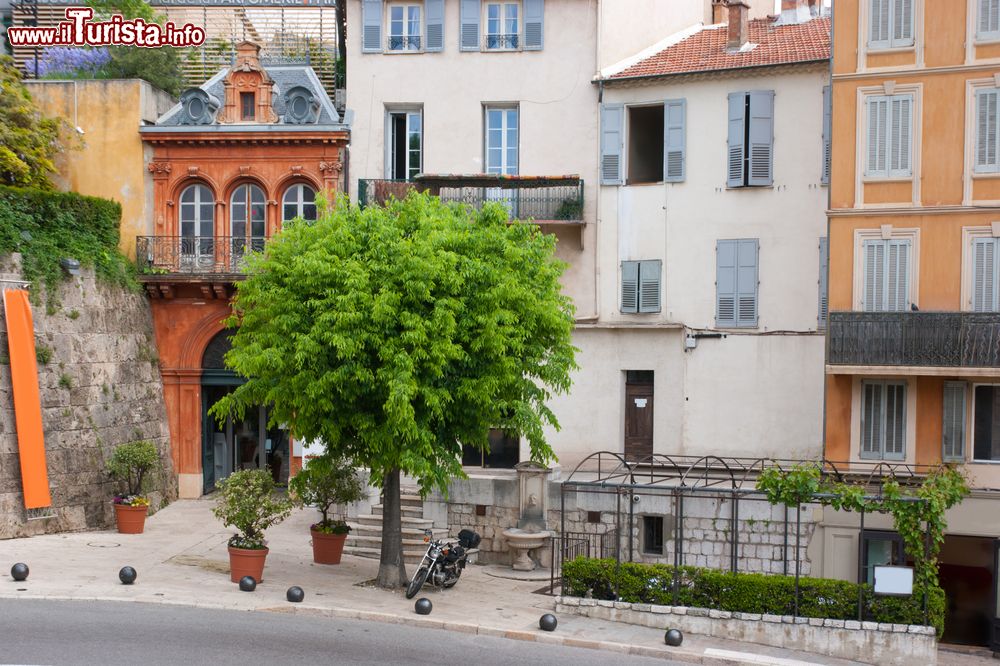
[155,64,341,127]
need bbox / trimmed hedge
[0,185,136,300]
[562,557,945,636]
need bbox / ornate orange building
[138,42,349,499]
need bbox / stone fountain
[501,461,554,571]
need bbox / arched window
[230,184,266,256]
[282,183,317,224]
[179,184,214,260]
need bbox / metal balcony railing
[357,176,585,222]
[388,35,422,51]
[136,236,267,275]
[484,33,519,49]
[827,311,1000,368]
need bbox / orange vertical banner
[4,289,51,509]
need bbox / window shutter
[727,93,746,187]
[425,0,445,51]
[822,86,832,184]
[863,239,885,312]
[664,99,686,182]
[886,239,910,312]
[884,382,906,460]
[980,0,1000,37]
[736,239,759,326]
[942,382,967,462]
[747,91,774,186]
[870,0,890,47]
[888,95,912,177]
[600,104,624,185]
[973,237,998,312]
[460,0,481,51]
[866,97,888,176]
[976,89,999,174]
[861,382,882,458]
[638,260,661,313]
[893,0,914,46]
[524,0,544,50]
[621,261,638,313]
[362,0,383,53]
[716,240,737,327]
[818,237,829,328]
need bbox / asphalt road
[0,599,684,666]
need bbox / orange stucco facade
[826,0,1000,483]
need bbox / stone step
[347,522,445,539]
[342,545,426,563]
[353,514,434,529]
[372,504,423,518]
[347,534,446,549]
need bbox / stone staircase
[343,487,447,564]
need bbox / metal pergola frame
[557,452,936,623]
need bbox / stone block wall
[0,259,175,538]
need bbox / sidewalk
[0,500,970,665]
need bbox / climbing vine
[757,463,968,589]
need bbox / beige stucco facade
[26,80,175,259]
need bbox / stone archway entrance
[201,330,289,493]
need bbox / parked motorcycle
[405,528,481,599]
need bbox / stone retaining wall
[554,596,937,666]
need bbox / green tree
[0,56,62,189]
[211,193,578,587]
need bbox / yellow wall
[26,80,175,258]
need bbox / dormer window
[240,92,255,121]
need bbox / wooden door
[624,380,654,461]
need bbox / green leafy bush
[107,439,158,497]
[213,469,293,550]
[288,452,365,535]
[562,557,945,636]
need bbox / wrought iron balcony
[357,175,585,223]
[484,33,519,49]
[827,311,1000,368]
[136,236,267,276]
[387,35,422,51]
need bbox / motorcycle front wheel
[405,566,430,599]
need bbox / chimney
[711,0,727,25]
[727,1,749,51]
[778,0,812,25]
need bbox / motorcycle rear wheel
[405,566,430,599]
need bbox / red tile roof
[606,16,830,81]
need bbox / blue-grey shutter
[425,0,445,51]
[888,95,912,177]
[884,382,906,460]
[863,239,885,311]
[973,237,998,312]
[638,260,661,313]
[601,103,624,185]
[942,382,967,462]
[980,0,1000,38]
[727,93,746,187]
[664,99,686,182]
[886,238,910,312]
[747,90,774,186]
[460,0,481,51]
[893,0,914,46]
[716,240,737,327]
[523,0,544,50]
[822,85,832,184]
[976,90,999,174]
[861,382,882,458]
[866,97,888,177]
[621,261,638,313]
[818,237,828,328]
[362,0,383,53]
[869,0,890,48]
[736,239,759,327]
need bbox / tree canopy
[212,192,578,585]
[0,56,62,189]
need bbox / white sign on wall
[634,398,647,408]
[873,565,914,597]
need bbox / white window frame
[961,225,1000,311]
[971,383,1000,463]
[385,106,423,181]
[974,87,1000,175]
[863,93,914,179]
[977,0,1000,43]
[179,184,215,262]
[484,1,520,50]
[855,83,922,208]
[282,183,318,224]
[484,105,518,175]
[850,377,916,464]
[964,77,1000,205]
[387,2,423,52]
[867,0,915,50]
[859,379,908,461]
[852,227,919,311]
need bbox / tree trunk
[337,0,347,62]
[376,468,407,588]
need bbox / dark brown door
[624,378,654,461]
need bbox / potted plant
[107,440,159,534]
[289,451,365,565]
[213,469,292,583]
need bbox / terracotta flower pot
[311,529,348,565]
[114,503,148,534]
[228,546,269,583]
